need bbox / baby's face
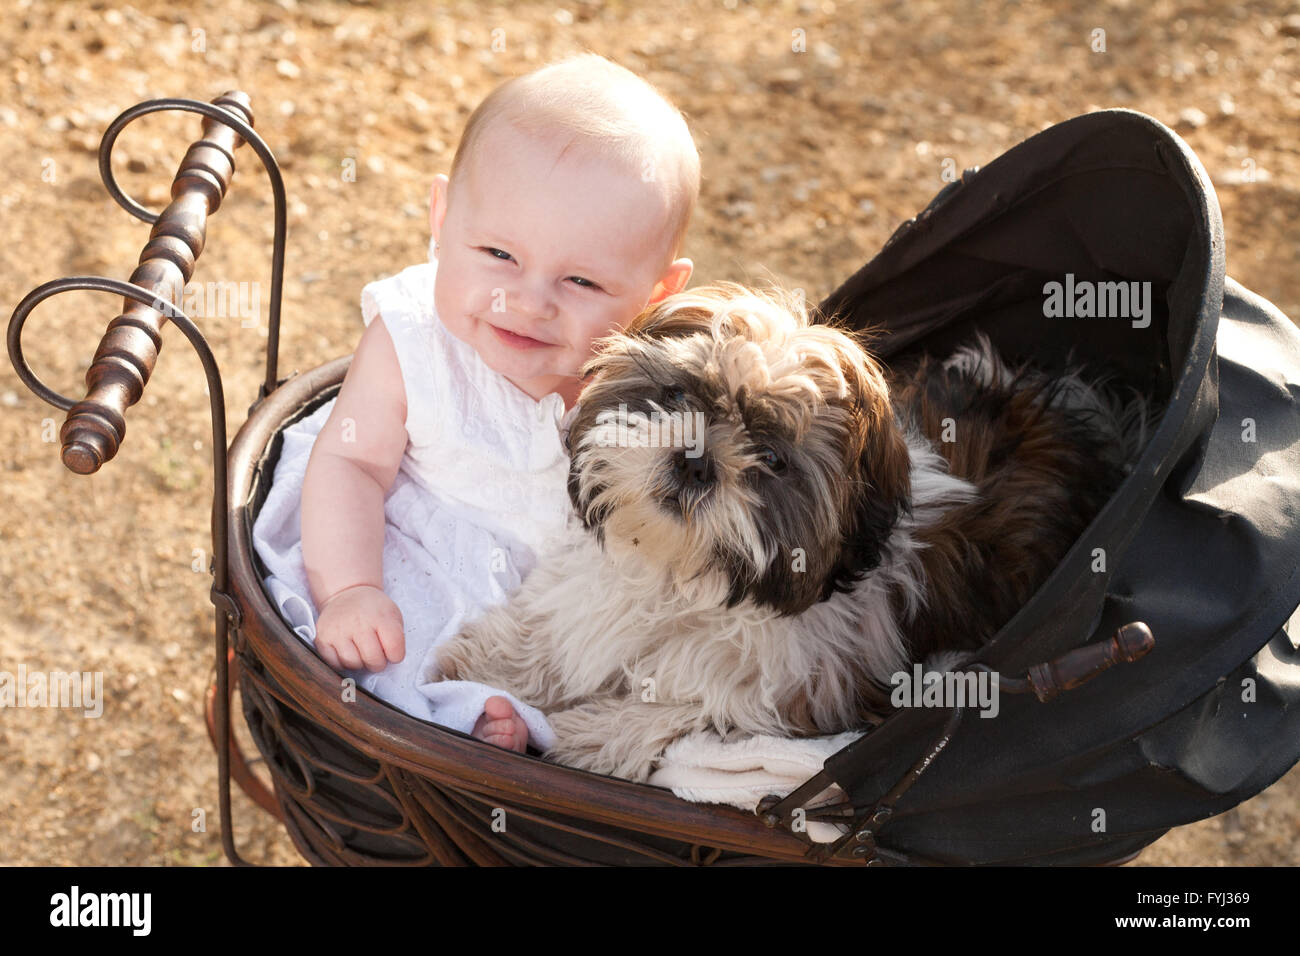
[429,123,690,407]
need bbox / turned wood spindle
[60,90,254,475]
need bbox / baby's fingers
[376,603,406,664]
[354,630,390,673]
[316,631,367,672]
[316,634,344,672]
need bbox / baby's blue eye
[570,276,599,290]
[483,247,513,261]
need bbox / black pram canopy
[813,108,1300,865]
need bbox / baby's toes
[486,732,525,752]
[475,717,522,751]
[510,714,530,752]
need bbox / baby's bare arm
[302,316,409,614]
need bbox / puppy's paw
[543,702,681,785]
[544,708,660,783]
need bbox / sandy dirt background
[1,0,1297,867]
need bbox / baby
[298,52,699,753]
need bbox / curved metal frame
[6,95,289,866]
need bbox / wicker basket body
[228,358,839,866]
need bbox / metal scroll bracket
[7,91,291,867]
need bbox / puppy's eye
[758,448,785,473]
[661,385,688,404]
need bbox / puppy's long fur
[432,283,1155,782]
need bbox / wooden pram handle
[60,90,253,474]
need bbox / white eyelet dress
[251,260,577,749]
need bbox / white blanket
[649,729,866,843]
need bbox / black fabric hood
[813,109,1300,865]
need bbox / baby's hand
[472,696,530,753]
[314,584,406,673]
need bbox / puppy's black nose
[672,449,715,488]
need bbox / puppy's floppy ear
[821,340,913,600]
[622,294,719,341]
[577,294,714,385]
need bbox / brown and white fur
[431,283,1154,782]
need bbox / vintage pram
[9,91,1300,866]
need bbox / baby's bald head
[444,52,701,274]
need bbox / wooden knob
[1027,621,1155,702]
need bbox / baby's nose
[508,280,557,320]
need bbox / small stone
[275,58,300,79]
[162,642,181,660]
[727,182,755,202]
[1218,92,1236,115]
[1177,107,1208,129]
[767,68,803,93]
[86,752,102,772]
[402,90,431,114]
[1279,14,1300,36]
[813,42,841,66]
[760,164,797,183]
[858,198,876,215]
[720,200,756,219]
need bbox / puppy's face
[565,282,912,616]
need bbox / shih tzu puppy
[431,283,1153,782]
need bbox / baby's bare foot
[472,696,529,753]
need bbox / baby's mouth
[489,322,552,350]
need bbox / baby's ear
[648,259,693,303]
[428,174,450,236]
